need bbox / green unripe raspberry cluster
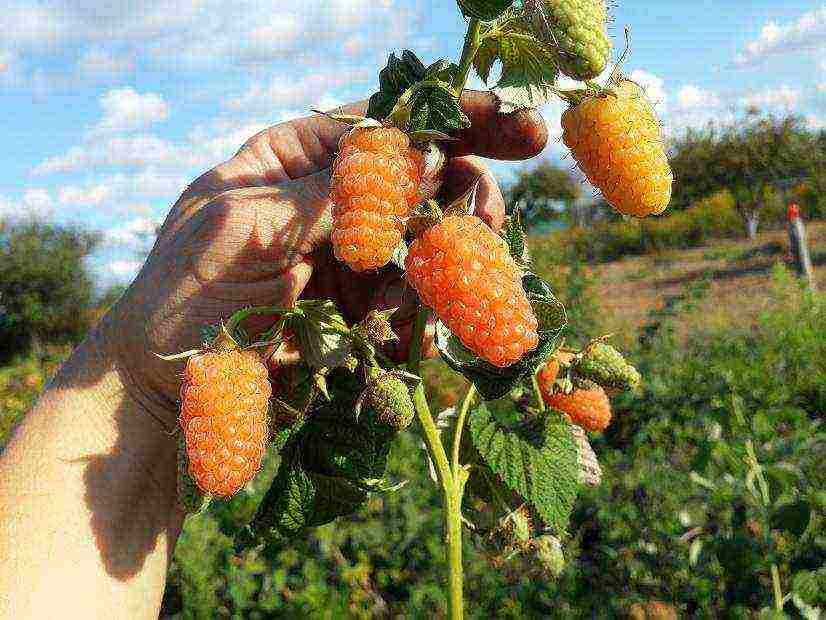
[526,0,611,81]
[360,374,415,436]
[574,342,641,394]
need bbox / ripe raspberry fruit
[525,0,611,81]
[544,382,611,431]
[405,215,539,367]
[330,124,423,272]
[562,80,673,217]
[179,348,271,497]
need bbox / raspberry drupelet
[405,215,539,367]
[179,349,271,497]
[330,125,424,272]
[544,384,612,432]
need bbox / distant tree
[0,220,100,359]
[507,161,585,228]
[669,112,825,237]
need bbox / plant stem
[452,384,477,475]
[531,373,546,412]
[452,18,484,97]
[406,304,465,619]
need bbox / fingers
[448,91,548,160]
[439,156,506,231]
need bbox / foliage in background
[532,190,743,264]
[0,220,99,361]
[668,112,826,225]
[506,161,584,229]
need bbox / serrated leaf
[457,0,515,21]
[435,274,566,400]
[407,82,470,134]
[424,59,460,83]
[367,50,427,120]
[500,210,530,267]
[287,300,352,371]
[475,26,559,112]
[468,403,578,530]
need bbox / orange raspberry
[545,385,612,432]
[562,80,673,217]
[405,215,539,368]
[330,125,423,272]
[179,349,271,497]
[536,357,560,401]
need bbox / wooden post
[787,203,816,291]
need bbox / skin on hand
[0,92,546,620]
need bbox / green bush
[533,190,746,263]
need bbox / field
[2,224,823,618]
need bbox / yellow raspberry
[330,125,423,272]
[562,81,673,217]
[405,215,539,368]
[179,349,271,497]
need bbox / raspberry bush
[164,1,671,616]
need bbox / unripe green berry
[575,342,641,394]
[360,374,415,436]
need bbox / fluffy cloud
[735,6,826,66]
[91,88,170,135]
[628,69,667,110]
[35,135,187,175]
[675,85,720,109]
[107,260,143,280]
[0,188,54,221]
[58,169,188,208]
[105,217,161,247]
[738,85,801,110]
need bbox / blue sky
[1,0,825,288]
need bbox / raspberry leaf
[457,0,516,21]
[435,274,566,400]
[407,82,470,134]
[468,402,579,530]
[367,50,428,121]
[286,300,353,372]
[474,24,559,112]
[501,210,531,268]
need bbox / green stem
[746,439,784,612]
[452,18,484,97]
[531,373,546,413]
[452,384,477,476]
[406,304,464,619]
[225,305,287,335]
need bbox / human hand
[101,92,548,427]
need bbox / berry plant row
[167,1,673,617]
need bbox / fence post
[787,203,816,291]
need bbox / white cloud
[805,114,826,131]
[223,68,367,116]
[738,85,800,110]
[108,260,143,281]
[675,85,720,109]
[58,169,187,207]
[105,217,161,247]
[0,189,54,221]
[35,134,187,174]
[77,47,134,79]
[735,6,826,66]
[91,88,169,135]
[629,69,668,110]
[0,50,14,74]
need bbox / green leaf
[286,300,352,371]
[457,0,515,21]
[435,273,566,400]
[424,59,460,83]
[407,82,470,134]
[500,210,530,267]
[474,25,559,112]
[367,50,427,121]
[468,403,579,530]
[771,500,811,537]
